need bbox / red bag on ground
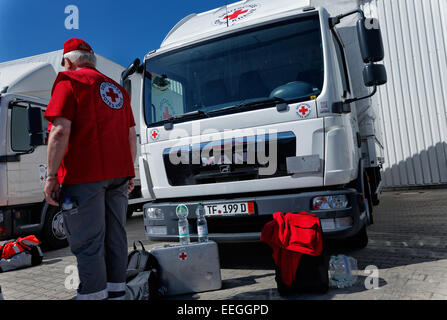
[0,235,43,272]
[261,212,323,286]
[0,235,41,260]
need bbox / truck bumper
[143,188,367,243]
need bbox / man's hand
[45,117,71,207]
[128,178,135,194]
[44,177,60,206]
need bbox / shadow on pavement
[226,275,388,300]
[221,273,276,290]
[218,242,275,269]
[217,239,372,270]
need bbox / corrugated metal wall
[362,0,447,187]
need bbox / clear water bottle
[329,254,358,288]
[62,197,74,211]
[195,203,208,243]
[176,204,190,245]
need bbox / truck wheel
[41,205,69,250]
[345,225,368,250]
[372,196,380,206]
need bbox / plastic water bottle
[62,197,74,211]
[195,203,208,243]
[176,204,190,245]
[329,255,358,288]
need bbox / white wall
[362,0,447,187]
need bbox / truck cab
[127,0,387,247]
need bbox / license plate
[205,202,255,217]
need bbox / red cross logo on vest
[224,9,248,20]
[106,88,119,102]
[150,129,160,141]
[297,104,311,119]
[100,82,124,110]
[179,252,188,261]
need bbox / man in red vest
[43,38,137,300]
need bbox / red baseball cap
[61,38,94,66]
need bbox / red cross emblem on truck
[297,104,311,118]
[179,252,188,261]
[299,106,308,115]
[150,129,159,141]
[224,9,248,20]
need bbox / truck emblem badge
[100,82,124,110]
[214,3,260,26]
[150,129,160,141]
[297,104,311,119]
[219,165,231,173]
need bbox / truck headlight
[144,208,164,220]
[312,195,349,210]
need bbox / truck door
[5,96,48,206]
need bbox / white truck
[122,0,388,248]
[0,51,145,249]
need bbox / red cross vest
[49,67,135,185]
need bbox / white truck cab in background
[0,51,146,249]
[121,0,388,248]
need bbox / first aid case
[149,241,222,296]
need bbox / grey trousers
[60,177,129,300]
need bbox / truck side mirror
[357,18,384,63]
[27,106,45,147]
[363,63,387,87]
[121,58,141,86]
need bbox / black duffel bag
[275,247,330,296]
[125,241,163,300]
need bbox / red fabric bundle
[261,212,323,286]
[0,235,40,260]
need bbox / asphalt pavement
[1,188,447,300]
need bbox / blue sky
[0,0,228,67]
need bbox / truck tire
[345,225,368,250]
[41,205,69,250]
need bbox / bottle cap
[176,204,189,218]
[64,197,70,202]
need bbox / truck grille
[163,132,296,186]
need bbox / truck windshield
[144,13,324,126]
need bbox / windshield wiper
[153,98,286,129]
[207,97,287,115]
[173,109,209,120]
[162,109,209,130]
